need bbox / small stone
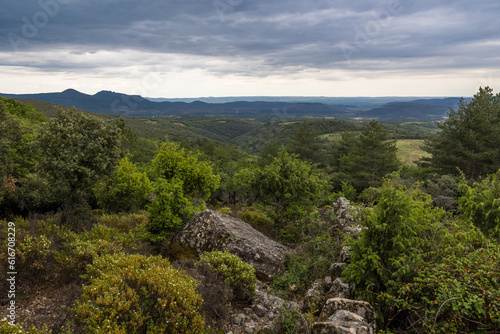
[253,304,268,317]
[232,313,247,325]
[330,262,348,277]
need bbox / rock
[253,304,268,317]
[327,310,364,323]
[331,197,363,236]
[169,210,291,280]
[254,290,285,310]
[330,262,348,277]
[326,278,351,299]
[231,313,247,325]
[303,278,328,313]
[339,247,351,263]
[312,321,372,334]
[319,298,375,331]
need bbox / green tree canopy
[337,120,399,190]
[287,121,323,164]
[423,86,500,179]
[249,148,328,240]
[36,109,122,198]
[94,156,152,212]
[147,141,220,239]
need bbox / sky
[1,0,499,98]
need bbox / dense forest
[0,87,499,333]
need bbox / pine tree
[339,120,399,190]
[287,121,323,164]
[423,86,500,179]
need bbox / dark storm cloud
[1,0,500,74]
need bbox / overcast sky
[1,0,499,97]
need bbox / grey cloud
[1,0,499,75]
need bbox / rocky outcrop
[169,210,291,281]
[315,298,376,333]
[331,197,363,236]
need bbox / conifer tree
[339,120,399,190]
[287,121,323,164]
[423,86,500,179]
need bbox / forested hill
[1,89,471,121]
[0,89,344,118]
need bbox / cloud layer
[1,0,499,96]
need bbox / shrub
[343,182,446,301]
[216,207,232,215]
[239,204,273,226]
[0,321,50,334]
[55,224,136,276]
[272,306,310,334]
[147,141,220,241]
[17,234,52,270]
[458,170,500,239]
[380,229,500,332]
[273,221,340,296]
[73,253,204,334]
[198,250,256,302]
[147,177,199,241]
[94,157,152,212]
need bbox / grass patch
[396,139,430,165]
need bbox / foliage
[343,181,446,303]
[198,250,256,302]
[151,140,220,198]
[36,109,122,193]
[258,138,280,167]
[73,253,204,334]
[0,103,36,203]
[287,121,324,164]
[458,170,500,239]
[249,148,328,241]
[379,226,499,333]
[94,156,152,212]
[0,96,47,124]
[147,141,220,239]
[273,219,341,296]
[239,204,274,228]
[423,86,500,179]
[272,306,309,334]
[336,120,400,190]
[0,321,51,334]
[147,178,199,241]
[216,207,232,215]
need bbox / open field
[396,139,430,165]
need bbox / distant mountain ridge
[0,89,472,121]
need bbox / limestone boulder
[319,298,375,331]
[169,209,291,281]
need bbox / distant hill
[0,89,472,121]
[360,102,450,121]
[359,97,473,122]
[0,89,344,118]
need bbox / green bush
[55,224,137,275]
[273,220,340,296]
[0,321,50,334]
[94,157,152,212]
[381,229,500,332]
[73,253,204,333]
[147,177,199,241]
[343,182,446,301]
[198,250,256,302]
[148,141,220,241]
[239,204,273,226]
[458,170,500,239]
[216,207,232,215]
